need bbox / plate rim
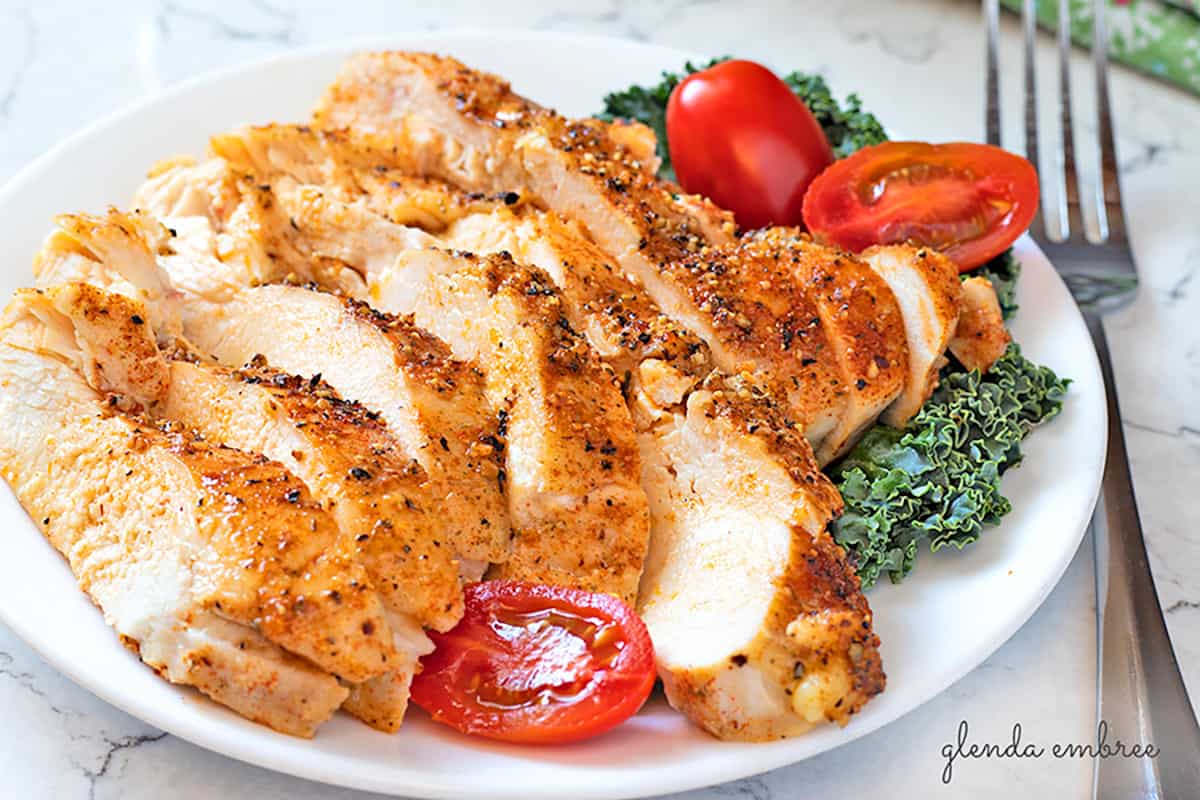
[0,30,1107,799]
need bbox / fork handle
[1088,313,1200,799]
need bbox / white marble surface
[1,0,1198,797]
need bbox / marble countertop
[2,1,1198,797]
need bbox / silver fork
[985,1,1200,796]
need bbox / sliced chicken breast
[310,53,878,453]
[859,245,962,426]
[637,373,883,739]
[0,50,906,744]
[40,210,511,573]
[370,248,650,604]
[35,277,452,734]
[0,293,397,714]
[949,276,1011,373]
[739,230,908,463]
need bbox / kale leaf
[597,58,887,180]
[778,71,888,158]
[829,345,1069,588]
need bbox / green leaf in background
[1000,0,1200,96]
[778,71,889,158]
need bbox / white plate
[0,31,1105,800]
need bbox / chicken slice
[136,155,243,222]
[739,230,908,463]
[210,124,513,232]
[313,52,735,243]
[949,276,1011,373]
[637,373,883,739]
[0,293,397,692]
[369,249,650,604]
[33,210,185,340]
[137,160,371,300]
[858,245,962,426]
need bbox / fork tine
[984,0,1002,146]
[1058,0,1087,242]
[1022,0,1046,240]
[1092,0,1127,244]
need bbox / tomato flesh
[666,60,834,229]
[802,141,1039,271]
[410,581,656,744]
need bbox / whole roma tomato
[666,60,834,229]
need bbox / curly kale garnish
[778,71,888,158]
[829,345,1069,588]
[597,58,887,180]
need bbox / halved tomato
[409,581,656,744]
[802,141,1039,272]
